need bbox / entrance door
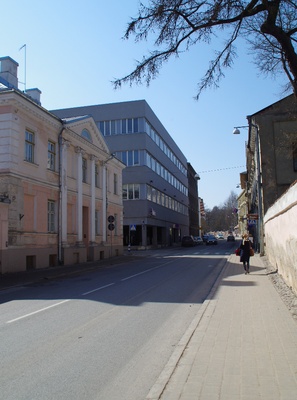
[82,206,90,260]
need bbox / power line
[198,165,245,174]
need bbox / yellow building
[0,56,124,273]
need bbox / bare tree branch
[113,0,297,98]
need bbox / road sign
[247,214,258,220]
[108,215,115,223]
[108,223,115,231]
[248,219,257,225]
[130,224,136,231]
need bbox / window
[81,129,92,142]
[122,119,127,134]
[134,150,139,165]
[134,184,140,199]
[82,158,87,182]
[134,118,139,132]
[114,173,118,194]
[99,121,104,134]
[122,152,127,165]
[128,150,133,166]
[25,130,35,163]
[95,210,100,235]
[128,184,134,200]
[123,184,140,200]
[47,141,56,170]
[128,118,133,133]
[293,142,297,171]
[48,200,55,232]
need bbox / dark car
[181,235,195,247]
[227,234,235,242]
[193,236,203,245]
[202,234,209,243]
[206,235,218,245]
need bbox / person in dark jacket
[240,233,253,274]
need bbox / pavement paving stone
[158,253,297,400]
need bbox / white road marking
[121,265,164,281]
[6,300,70,324]
[82,282,115,296]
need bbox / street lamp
[233,123,263,254]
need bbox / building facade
[0,56,124,273]
[187,162,200,237]
[52,100,190,248]
[237,94,297,253]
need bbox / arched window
[81,129,92,142]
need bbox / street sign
[248,219,257,225]
[108,215,115,223]
[108,223,115,231]
[130,224,136,231]
[247,214,258,220]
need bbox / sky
[1,0,289,209]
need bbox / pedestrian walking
[240,233,253,274]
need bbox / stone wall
[264,181,297,295]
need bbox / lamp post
[233,123,263,254]
[194,173,201,237]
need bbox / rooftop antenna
[19,44,26,91]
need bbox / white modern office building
[52,100,189,248]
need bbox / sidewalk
[147,253,297,400]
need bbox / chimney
[0,56,19,89]
[25,88,42,106]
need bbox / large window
[122,184,140,200]
[120,150,139,166]
[48,200,55,232]
[25,130,35,163]
[98,118,139,135]
[146,185,187,215]
[47,141,56,170]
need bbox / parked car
[202,234,209,243]
[206,235,218,245]
[181,235,195,247]
[227,234,235,242]
[193,236,203,245]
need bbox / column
[89,155,96,243]
[61,139,70,244]
[75,146,84,244]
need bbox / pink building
[0,56,124,273]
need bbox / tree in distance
[113,0,297,99]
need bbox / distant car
[227,234,235,242]
[181,235,195,247]
[216,234,225,240]
[202,234,209,243]
[206,235,218,245]
[193,236,203,245]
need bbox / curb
[145,255,231,400]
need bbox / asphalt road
[0,240,237,400]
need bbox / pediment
[62,115,110,154]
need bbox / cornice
[0,90,62,130]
